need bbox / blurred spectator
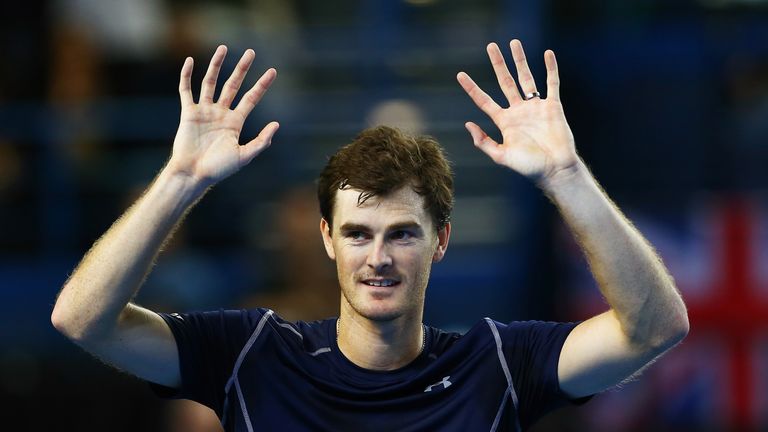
[0,139,23,199]
[0,139,26,252]
[48,24,103,105]
[241,185,339,321]
[52,0,170,61]
[125,182,229,312]
[48,22,106,173]
[366,99,427,135]
[164,185,338,431]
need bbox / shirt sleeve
[148,308,265,416]
[498,320,592,430]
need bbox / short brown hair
[317,126,454,231]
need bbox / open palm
[457,40,578,184]
[168,46,279,187]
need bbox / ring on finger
[523,91,541,101]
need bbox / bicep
[557,310,662,399]
[82,303,181,388]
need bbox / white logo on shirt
[424,376,452,392]
[170,313,184,321]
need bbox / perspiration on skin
[323,185,443,322]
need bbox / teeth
[366,280,395,287]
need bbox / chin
[365,310,404,323]
[358,305,403,322]
[352,301,406,322]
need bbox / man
[52,40,689,431]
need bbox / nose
[366,238,392,273]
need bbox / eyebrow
[388,222,424,234]
[339,221,424,234]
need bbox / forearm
[540,160,688,348]
[52,168,207,341]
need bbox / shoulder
[156,308,301,355]
[489,319,580,344]
[423,319,509,355]
[441,318,580,360]
[427,318,578,343]
[160,308,270,336]
[259,312,335,354]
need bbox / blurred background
[1,0,767,430]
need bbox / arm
[51,46,279,388]
[457,40,688,398]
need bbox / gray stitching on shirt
[307,347,331,357]
[485,318,522,432]
[221,309,274,428]
[235,377,254,432]
[490,387,510,432]
[225,309,274,394]
[277,321,303,340]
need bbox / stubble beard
[341,268,430,323]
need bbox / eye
[347,231,368,241]
[391,230,414,241]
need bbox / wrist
[537,158,591,196]
[155,167,211,209]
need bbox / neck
[336,305,425,371]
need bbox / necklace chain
[336,319,427,356]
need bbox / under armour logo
[424,376,452,392]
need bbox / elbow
[52,288,125,344]
[666,294,690,346]
[670,308,690,345]
[647,306,690,353]
[624,300,689,354]
[51,307,100,344]
[51,285,90,342]
[51,297,78,341]
[645,285,690,351]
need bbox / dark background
[1,0,767,430]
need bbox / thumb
[240,121,279,165]
[465,122,502,162]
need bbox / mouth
[360,278,401,288]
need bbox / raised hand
[457,40,579,186]
[167,45,279,188]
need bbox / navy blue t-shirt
[151,309,587,431]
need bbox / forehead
[333,186,432,229]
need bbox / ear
[432,222,451,263]
[320,218,336,260]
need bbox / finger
[234,68,277,118]
[456,72,502,119]
[200,45,227,103]
[240,121,280,165]
[465,122,503,162]
[218,49,255,108]
[486,43,522,105]
[178,57,194,106]
[510,39,538,96]
[544,49,560,102]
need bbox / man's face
[320,185,450,323]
